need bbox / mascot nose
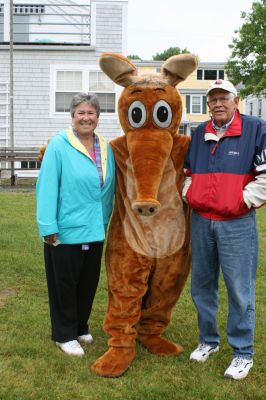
[132,201,160,216]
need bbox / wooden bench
[0,147,41,185]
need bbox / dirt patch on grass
[0,288,16,306]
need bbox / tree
[127,54,141,60]
[152,46,189,61]
[226,0,266,98]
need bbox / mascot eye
[128,101,147,128]
[153,100,172,128]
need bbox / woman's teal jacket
[36,127,115,244]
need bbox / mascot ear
[161,53,199,86]
[99,52,138,87]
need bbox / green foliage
[127,54,141,60]
[226,0,266,98]
[0,190,265,399]
[152,46,190,61]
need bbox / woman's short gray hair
[70,92,100,118]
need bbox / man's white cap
[206,79,237,96]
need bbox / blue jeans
[191,211,258,359]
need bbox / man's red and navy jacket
[184,111,266,220]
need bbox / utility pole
[9,0,15,185]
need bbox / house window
[54,69,116,114]
[56,71,83,112]
[204,70,217,80]
[89,72,116,113]
[178,124,188,135]
[250,102,253,116]
[21,161,41,169]
[258,99,262,118]
[186,95,207,115]
[191,96,201,114]
[197,69,225,80]
[179,124,185,134]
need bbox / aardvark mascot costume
[91,53,198,377]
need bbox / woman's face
[72,102,99,136]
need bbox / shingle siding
[95,4,123,52]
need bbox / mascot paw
[38,144,47,161]
[91,347,136,378]
[138,334,183,356]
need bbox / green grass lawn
[0,191,265,400]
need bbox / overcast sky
[127,0,254,62]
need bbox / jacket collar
[66,126,92,158]
[66,126,108,182]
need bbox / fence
[0,146,40,184]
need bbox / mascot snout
[132,199,160,216]
[127,129,173,217]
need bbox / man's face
[207,89,239,127]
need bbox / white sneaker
[56,340,85,356]
[224,357,253,380]
[78,333,93,344]
[190,343,219,362]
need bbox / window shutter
[197,69,203,80]
[219,70,225,79]
[202,96,207,114]
[186,95,190,113]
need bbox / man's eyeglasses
[207,95,233,106]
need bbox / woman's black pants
[44,241,103,342]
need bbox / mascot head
[99,52,198,216]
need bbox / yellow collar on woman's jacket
[66,126,108,183]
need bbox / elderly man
[183,79,266,380]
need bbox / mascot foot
[138,334,183,355]
[91,347,136,378]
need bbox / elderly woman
[36,93,115,356]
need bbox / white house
[0,0,128,161]
[244,95,266,120]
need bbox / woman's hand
[44,234,57,244]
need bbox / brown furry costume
[91,53,198,377]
